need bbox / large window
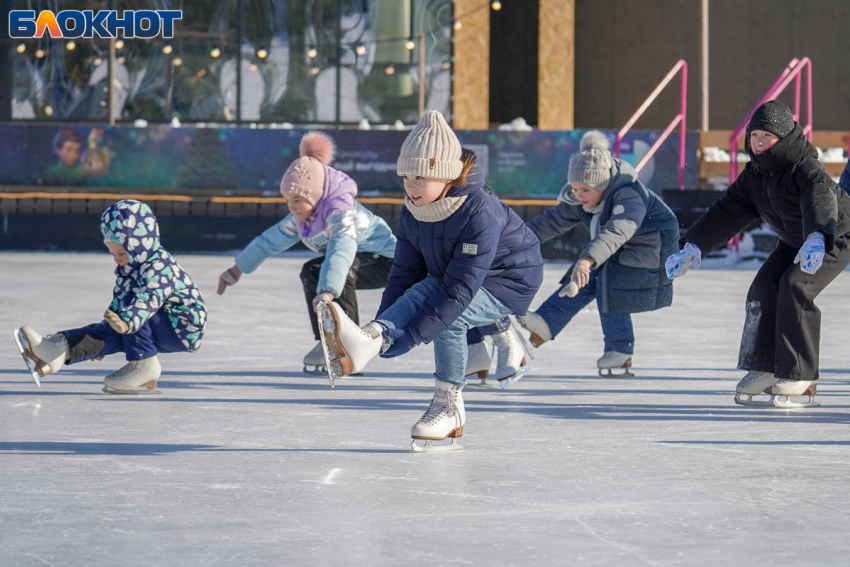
[10,0,453,125]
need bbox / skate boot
[13,326,70,387]
[772,379,819,409]
[734,371,777,406]
[303,342,326,375]
[464,339,493,386]
[411,379,465,452]
[519,311,552,348]
[597,351,633,377]
[491,329,528,388]
[103,355,162,394]
[317,301,382,384]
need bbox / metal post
[335,0,342,127]
[418,32,425,118]
[236,0,243,124]
[165,49,173,119]
[107,0,115,125]
[0,0,13,122]
[700,0,708,131]
[108,38,116,125]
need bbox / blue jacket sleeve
[377,221,427,317]
[234,216,300,274]
[406,207,500,344]
[318,233,358,296]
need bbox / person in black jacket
[666,100,850,408]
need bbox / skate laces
[109,360,142,378]
[418,389,456,425]
[741,371,772,386]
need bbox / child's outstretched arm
[526,202,583,243]
[579,188,646,268]
[377,229,427,316]
[840,158,850,194]
[404,211,499,345]
[794,159,839,251]
[107,268,169,333]
[314,214,361,304]
[680,174,760,255]
[219,218,301,294]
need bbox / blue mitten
[794,232,825,274]
[380,327,417,358]
[665,243,702,279]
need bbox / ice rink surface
[2,252,850,567]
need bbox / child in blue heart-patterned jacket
[13,199,207,394]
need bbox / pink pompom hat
[279,131,337,206]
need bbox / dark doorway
[488,1,538,126]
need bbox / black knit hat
[748,100,795,138]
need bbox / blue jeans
[61,311,188,363]
[376,276,512,387]
[536,269,634,355]
[466,316,511,345]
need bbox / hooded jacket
[684,124,850,254]
[377,153,543,345]
[528,159,679,314]
[235,166,396,297]
[100,200,206,351]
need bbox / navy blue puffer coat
[377,154,543,344]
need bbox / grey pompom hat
[397,110,463,180]
[568,130,613,192]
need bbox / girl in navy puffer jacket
[316,111,543,450]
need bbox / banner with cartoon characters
[0,124,698,195]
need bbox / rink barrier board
[0,189,732,257]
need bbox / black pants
[738,235,850,381]
[301,253,394,340]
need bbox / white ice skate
[519,311,552,348]
[491,329,528,388]
[734,371,777,406]
[771,379,819,409]
[102,355,162,395]
[509,315,535,360]
[13,326,70,387]
[464,339,494,387]
[597,351,633,377]
[411,379,465,453]
[303,342,327,375]
[317,301,382,387]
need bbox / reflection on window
[11,0,453,124]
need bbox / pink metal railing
[615,59,688,190]
[729,57,813,184]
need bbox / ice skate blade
[498,366,529,389]
[303,366,363,378]
[772,394,820,409]
[734,392,775,406]
[316,303,338,388]
[598,368,634,378]
[13,329,42,388]
[410,438,463,453]
[102,386,162,395]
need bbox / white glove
[794,232,825,274]
[665,243,702,279]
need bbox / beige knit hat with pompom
[568,130,613,192]
[280,131,336,205]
